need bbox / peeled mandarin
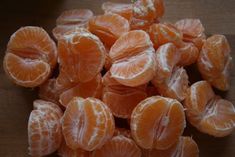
[59,74,103,107]
[28,100,63,156]
[133,0,164,21]
[58,139,90,157]
[102,2,133,20]
[92,135,142,157]
[53,9,94,39]
[88,13,130,48]
[57,28,106,83]
[149,23,183,49]
[110,30,156,87]
[175,19,206,50]
[3,26,57,87]
[61,97,115,151]
[197,35,232,91]
[143,136,199,157]
[131,96,186,150]
[178,42,199,66]
[102,71,147,118]
[151,43,180,84]
[184,81,235,137]
[155,67,189,102]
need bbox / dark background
[0,0,235,156]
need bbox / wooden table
[0,0,234,156]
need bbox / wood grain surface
[0,0,234,156]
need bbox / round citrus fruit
[143,136,199,157]
[184,81,235,137]
[151,43,180,84]
[102,2,133,20]
[61,97,115,151]
[149,23,183,49]
[28,100,63,156]
[53,9,94,39]
[154,67,189,102]
[58,139,90,157]
[88,13,130,48]
[109,30,156,87]
[131,96,186,149]
[57,28,106,83]
[102,71,147,118]
[197,35,232,91]
[3,26,57,87]
[91,134,142,157]
[59,73,103,107]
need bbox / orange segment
[88,13,130,47]
[102,71,147,118]
[4,53,51,87]
[92,135,142,157]
[149,23,183,49]
[3,26,57,87]
[143,136,199,157]
[57,28,106,83]
[131,96,185,149]
[28,100,63,156]
[59,74,103,107]
[58,139,90,157]
[110,51,156,87]
[151,43,180,84]
[109,30,153,60]
[184,81,235,137]
[61,97,115,151]
[109,30,156,87]
[53,9,94,39]
[154,67,189,102]
[197,35,232,91]
[178,42,199,66]
[102,2,133,20]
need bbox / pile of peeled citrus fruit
[3,0,235,156]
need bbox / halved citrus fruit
[102,71,147,118]
[131,96,185,149]
[92,134,142,157]
[149,23,183,49]
[88,13,130,48]
[109,30,156,87]
[143,136,199,157]
[59,73,103,107]
[28,100,63,156]
[3,26,57,87]
[184,81,235,137]
[58,139,90,157]
[57,28,106,83]
[197,35,232,91]
[61,97,115,151]
[102,2,133,20]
